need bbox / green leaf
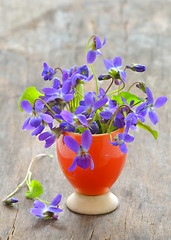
[18,87,44,111]
[137,120,158,140]
[112,91,144,106]
[26,180,43,198]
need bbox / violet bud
[98,74,112,81]
[4,198,19,206]
[126,64,146,72]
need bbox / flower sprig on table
[4,35,167,220]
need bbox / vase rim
[63,128,123,137]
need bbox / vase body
[56,128,127,196]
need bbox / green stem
[105,78,114,95]
[106,79,125,96]
[35,197,51,205]
[90,64,99,95]
[34,98,56,115]
[127,81,141,92]
[74,87,84,98]
[3,154,51,202]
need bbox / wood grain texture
[0,0,170,239]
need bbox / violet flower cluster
[20,35,167,172]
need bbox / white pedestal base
[66,191,119,215]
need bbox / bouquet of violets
[19,35,167,172]
[3,35,167,220]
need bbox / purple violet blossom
[21,100,54,129]
[61,110,89,128]
[87,36,106,64]
[103,56,126,83]
[30,194,63,220]
[39,127,62,148]
[64,130,94,171]
[41,62,55,81]
[109,122,134,154]
[136,87,167,125]
[75,91,108,118]
[42,80,74,104]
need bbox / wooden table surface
[0,0,170,239]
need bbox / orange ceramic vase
[56,128,127,214]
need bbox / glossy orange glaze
[56,129,127,195]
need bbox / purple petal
[33,200,46,209]
[43,62,49,70]
[34,100,44,113]
[136,102,147,114]
[64,135,80,153]
[48,207,63,213]
[77,115,88,127]
[81,130,92,151]
[100,111,112,120]
[94,97,108,111]
[30,116,42,127]
[77,155,90,169]
[21,100,33,114]
[124,134,134,143]
[39,132,52,141]
[22,117,31,130]
[146,87,153,105]
[102,36,106,46]
[95,36,102,49]
[103,59,113,70]
[148,110,158,125]
[53,78,61,89]
[153,96,167,109]
[113,56,122,68]
[119,70,126,82]
[63,94,74,102]
[45,136,56,148]
[109,141,119,146]
[87,154,94,170]
[61,110,75,125]
[84,92,94,107]
[62,71,69,82]
[68,156,79,171]
[31,124,45,136]
[121,97,128,105]
[62,81,71,94]
[119,142,127,154]
[50,194,62,206]
[87,50,97,64]
[75,106,86,114]
[42,88,58,95]
[118,133,124,140]
[30,208,44,218]
[40,113,53,123]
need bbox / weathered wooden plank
[0,0,170,239]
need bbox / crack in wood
[88,228,95,240]
[6,207,19,240]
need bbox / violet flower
[30,194,63,220]
[21,100,54,129]
[75,91,108,118]
[109,122,134,154]
[103,56,126,83]
[41,62,55,81]
[61,110,89,128]
[87,36,106,64]
[64,130,94,171]
[136,87,167,125]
